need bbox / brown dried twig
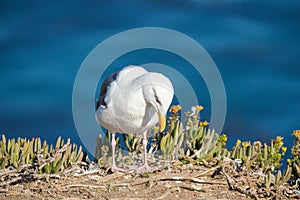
[221,166,259,199]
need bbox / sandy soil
[0,166,251,200]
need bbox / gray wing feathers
[96,72,118,109]
[95,66,148,110]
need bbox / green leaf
[56,137,62,150]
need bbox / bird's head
[142,73,174,132]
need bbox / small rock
[17,184,24,191]
[24,189,31,197]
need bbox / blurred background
[1,1,299,155]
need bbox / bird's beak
[157,110,166,132]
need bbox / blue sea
[0,1,299,157]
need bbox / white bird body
[95,65,174,172]
[96,66,173,134]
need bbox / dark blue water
[1,1,299,156]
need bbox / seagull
[95,65,174,172]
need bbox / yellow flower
[253,141,262,148]
[196,105,204,111]
[281,147,287,153]
[169,105,182,114]
[276,136,283,142]
[200,121,209,127]
[185,111,191,116]
[242,141,250,147]
[219,134,227,143]
[237,139,241,145]
[152,126,159,132]
[292,130,300,139]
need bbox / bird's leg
[111,132,126,173]
[111,132,117,168]
[142,132,148,166]
[137,131,156,173]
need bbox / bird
[95,65,174,173]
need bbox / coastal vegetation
[1,105,299,199]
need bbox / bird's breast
[95,107,121,133]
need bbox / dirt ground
[0,166,251,200]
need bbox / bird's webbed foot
[111,165,127,173]
[136,164,157,173]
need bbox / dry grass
[0,159,299,199]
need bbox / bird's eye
[155,96,162,105]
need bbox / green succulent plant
[95,131,113,167]
[123,134,142,153]
[230,137,286,172]
[160,105,227,167]
[160,121,184,160]
[289,130,300,178]
[0,135,83,174]
[264,165,292,190]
